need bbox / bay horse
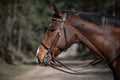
[36,4,120,80]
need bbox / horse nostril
[43,54,51,65]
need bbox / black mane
[62,10,120,26]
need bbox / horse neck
[67,14,108,61]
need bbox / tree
[0,0,120,63]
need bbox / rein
[49,57,86,75]
[49,57,107,75]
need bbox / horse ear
[51,3,60,16]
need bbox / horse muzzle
[36,53,51,66]
[43,53,51,65]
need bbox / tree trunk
[112,0,116,16]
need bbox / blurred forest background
[0,0,120,64]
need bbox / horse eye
[48,27,56,32]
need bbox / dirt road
[14,58,113,80]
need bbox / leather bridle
[40,13,68,62]
[39,13,87,75]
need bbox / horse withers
[36,4,120,80]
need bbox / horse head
[36,4,78,65]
